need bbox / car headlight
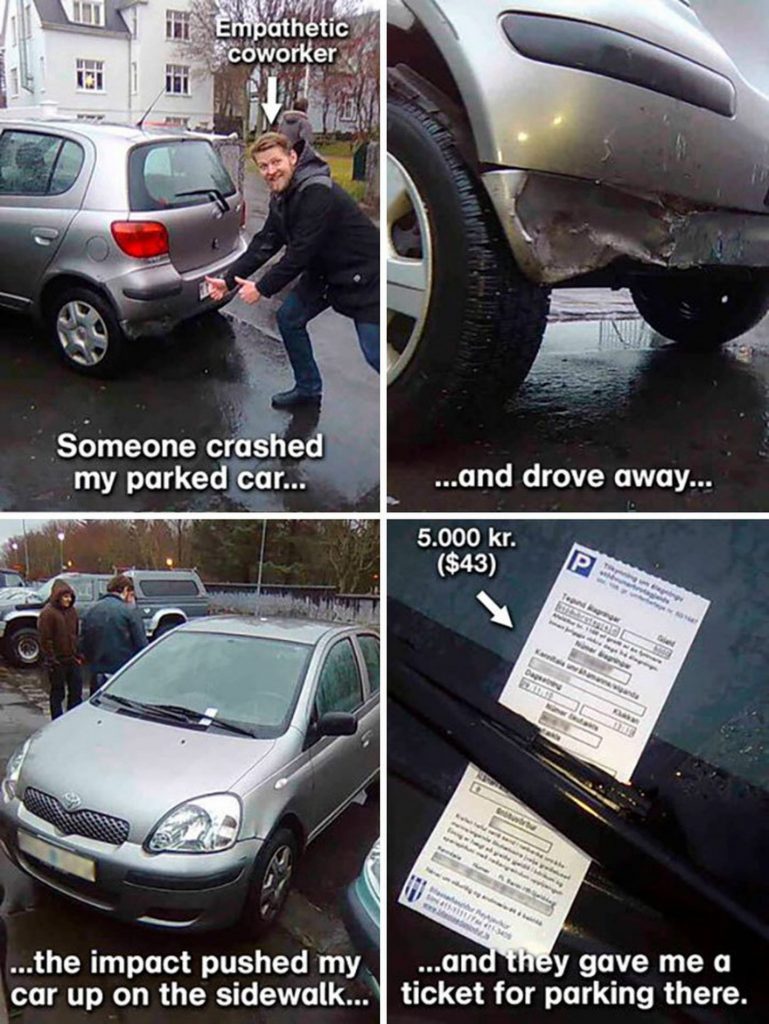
[146,793,241,853]
[2,738,31,799]
[363,838,380,904]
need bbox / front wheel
[240,828,298,938]
[6,627,42,668]
[387,91,550,446]
[47,286,129,376]
[630,275,769,350]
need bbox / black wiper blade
[96,692,152,714]
[145,703,206,722]
[390,645,769,950]
[174,187,230,213]
[205,717,256,738]
[146,704,255,737]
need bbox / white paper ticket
[399,764,591,954]
[499,543,710,783]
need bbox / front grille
[23,787,129,846]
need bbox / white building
[1,1,213,127]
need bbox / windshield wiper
[146,704,255,737]
[174,187,230,213]
[390,623,769,950]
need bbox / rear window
[137,578,200,598]
[128,139,236,211]
[0,130,84,196]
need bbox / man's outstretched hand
[235,276,261,304]
[204,276,228,301]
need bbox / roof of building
[33,0,131,36]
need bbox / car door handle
[274,777,288,790]
[360,730,373,748]
[32,228,59,246]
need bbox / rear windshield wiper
[174,187,230,213]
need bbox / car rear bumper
[483,168,769,285]
[398,0,769,214]
[104,236,248,340]
[0,797,260,931]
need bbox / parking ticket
[499,543,710,783]
[399,764,591,954]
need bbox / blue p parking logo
[567,549,596,577]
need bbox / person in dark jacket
[205,131,379,408]
[38,579,82,719]
[277,96,314,147]
[80,575,147,686]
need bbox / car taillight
[240,200,247,228]
[111,221,169,258]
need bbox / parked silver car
[0,119,247,375]
[388,0,769,442]
[0,617,380,933]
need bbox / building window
[23,4,32,38]
[165,10,190,40]
[165,64,190,96]
[164,116,189,128]
[10,68,19,98]
[131,62,138,95]
[73,2,103,26]
[11,16,17,46]
[339,97,356,122]
[39,56,45,92]
[76,59,104,92]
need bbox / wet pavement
[0,664,379,1023]
[0,171,379,514]
[389,290,769,512]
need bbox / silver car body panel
[391,0,769,281]
[0,120,247,333]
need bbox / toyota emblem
[62,792,82,812]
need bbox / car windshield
[129,139,236,211]
[36,577,99,603]
[100,631,311,738]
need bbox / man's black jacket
[225,142,379,323]
[81,593,147,675]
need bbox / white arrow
[476,590,514,629]
[261,76,282,125]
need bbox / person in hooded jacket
[38,579,82,720]
[205,131,379,408]
[277,96,314,148]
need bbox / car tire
[630,275,769,350]
[6,628,41,668]
[240,827,298,938]
[387,90,551,446]
[46,286,128,377]
[152,619,182,641]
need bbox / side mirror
[317,711,357,737]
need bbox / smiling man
[206,132,379,408]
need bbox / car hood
[20,701,276,842]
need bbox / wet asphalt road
[388,291,769,512]
[0,297,379,515]
[0,664,379,1024]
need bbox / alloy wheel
[259,844,293,922]
[387,152,433,384]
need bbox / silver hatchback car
[0,617,380,934]
[0,120,247,375]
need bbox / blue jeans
[276,290,380,396]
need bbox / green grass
[315,142,367,202]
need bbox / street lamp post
[57,531,65,572]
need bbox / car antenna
[136,87,166,129]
